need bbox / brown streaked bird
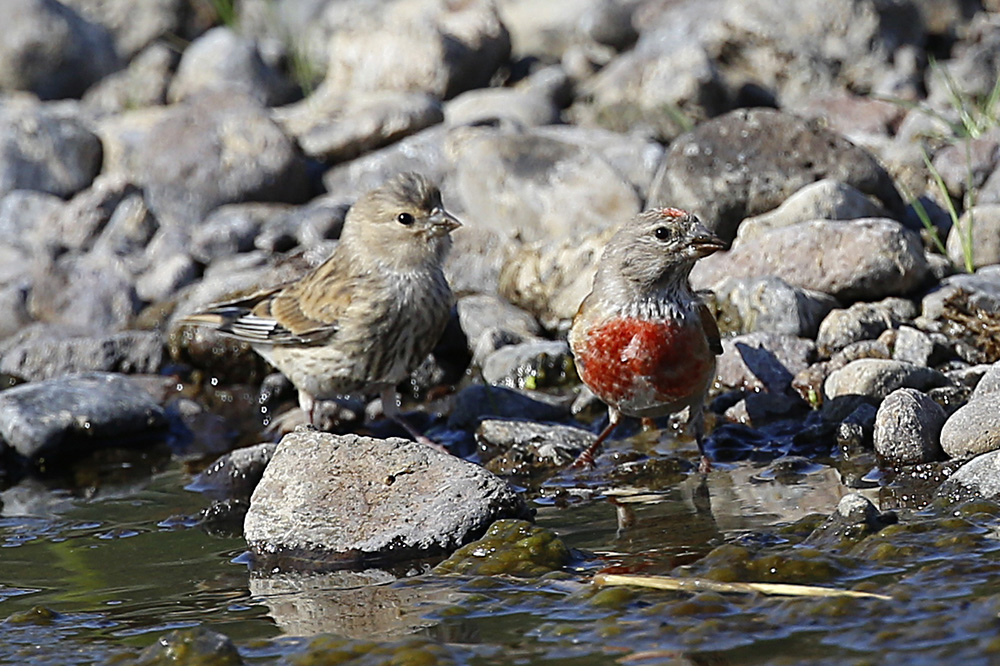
[567,207,724,469]
[181,172,461,443]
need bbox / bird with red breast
[180,172,461,443]
[567,207,725,469]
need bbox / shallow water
[2,440,1000,665]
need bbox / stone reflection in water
[249,569,463,639]
[706,461,873,530]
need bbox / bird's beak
[429,207,462,235]
[687,231,726,258]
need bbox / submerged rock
[133,626,243,666]
[244,430,531,571]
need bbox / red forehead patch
[652,207,688,220]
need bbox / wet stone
[477,419,591,475]
[244,430,531,571]
[803,494,897,550]
[609,455,691,489]
[188,442,277,503]
[447,384,571,432]
[0,372,168,462]
[874,388,947,466]
[433,519,569,577]
[940,393,1000,459]
[836,402,878,455]
[480,340,574,390]
[937,449,1000,502]
[133,626,242,666]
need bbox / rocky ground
[2,0,1000,656]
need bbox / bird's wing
[698,302,723,355]
[180,265,352,347]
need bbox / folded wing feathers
[182,304,337,346]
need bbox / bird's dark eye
[654,226,670,240]
[396,212,415,226]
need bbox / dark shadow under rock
[244,429,532,572]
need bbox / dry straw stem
[594,573,892,600]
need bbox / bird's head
[343,172,462,269]
[597,207,725,295]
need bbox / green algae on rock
[434,519,569,576]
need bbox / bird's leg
[299,390,317,427]
[379,386,444,451]
[688,403,712,474]
[571,407,621,468]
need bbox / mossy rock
[434,519,569,577]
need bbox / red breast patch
[576,316,711,409]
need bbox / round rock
[691,218,929,302]
[971,361,1000,400]
[873,388,947,466]
[0,371,168,462]
[947,204,1000,271]
[940,393,1000,460]
[824,359,949,401]
[449,126,641,244]
[937,449,1000,502]
[737,179,889,241]
[244,430,531,570]
[648,108,905,242]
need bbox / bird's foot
[569,447,598,469]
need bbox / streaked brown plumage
[181,172,461,441]
[568,207,724,469]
